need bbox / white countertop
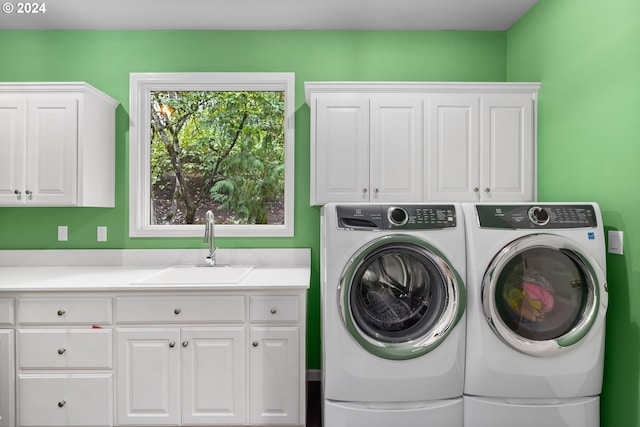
[0,249,310,292]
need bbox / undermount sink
[135,265,254,285]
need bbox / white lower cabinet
[249,327,300,425]
[18,374,112,427]
[0,329,15,427]
[116,327,245,426]
[8,289,305,427]
[115,292,305,427]
[15,297,114,427]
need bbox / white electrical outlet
[57,226,68,242]
[608,230,623,255]
[97,226,108,242]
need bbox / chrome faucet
[204,210,217,266]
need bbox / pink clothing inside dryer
[523,282,554,312]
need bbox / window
[129,72,295,237]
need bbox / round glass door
[339,235,465,360]
[483,234,605,356]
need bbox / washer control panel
[477,204,598,229]
[337,204,457,230]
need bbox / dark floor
[307,381,322,427]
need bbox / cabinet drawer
[0,298,14,324]
[116,295,245,323]
[250,295,300,323]
[18,374,113,426]
[19,329,112,369]
[18,297,112,324]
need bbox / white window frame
[129,72,295,238]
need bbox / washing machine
[321,203,467,427]
[462,203,608,427]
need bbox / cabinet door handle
[25,190,32,195]
[374,188,379,194]
[484,188,490,193]
[14,190,21,195]
[169,341,176,348]
[270,308,278,314]
[174,308,181,315]
[57,400,66,408]
[182,341,189,348]
[473,187,479,193]
[252,341,259,347]
[362,188,368,194]
[57,310,65,316]
[57,348,66,355]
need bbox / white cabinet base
[250,327,300,425]
[18,374,113,427]
[116,291,306,427]
[8,286,307,427]
[0,330,14,427]
[116,328,181,425]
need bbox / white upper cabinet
[370,96,423,202]
[309,90,423,204]
[479,94,535,202]
[314,96,370,203]
[426,92,536,202]
[426,94,480,202]
[306,82,539,205]
[0,83,119,207]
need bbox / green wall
[507,0,640,426]
[0,30,507,369]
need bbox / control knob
[528,206,550,226]
[387,207,408,226]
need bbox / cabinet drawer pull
[57,400,66,408]
[57,348,66,355]
[252,341,259,347]
[270,308,278,314]
[174,308,181,315]
[182,341,189,348]
[57,310,66,316]
[169,341,176,348]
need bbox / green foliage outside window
[150,90,285,225]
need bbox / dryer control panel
[477,204,598,229]
[337,204,457,230]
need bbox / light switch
[97,226,108,242]
[608,230,623,255]
[57,226,68,242]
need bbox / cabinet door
[181,327,245,425]
[370,96,423,202]
[116,328,181,425]
[0,330,14,427]
[250,327,300,425]
[426,95,481,201]
[0,99,27,205]
[313,96,370,204]
[26,97,78,205]
[480,95,535,201]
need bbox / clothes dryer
[462,203,608,427]
[321,203,467,427]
